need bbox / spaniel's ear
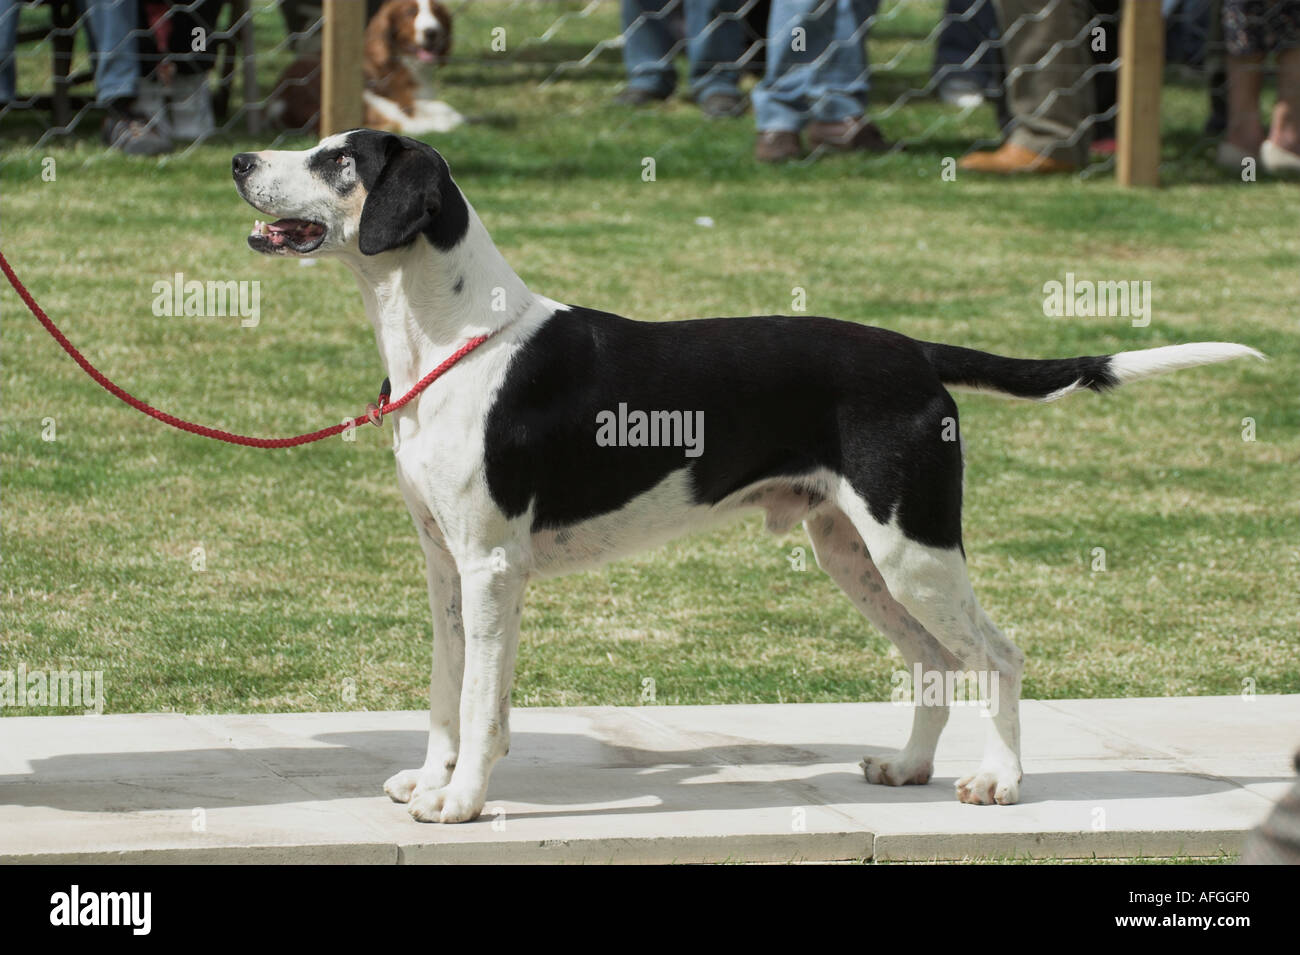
[358,135,443,255]
[435,1,453,55]
[363,2,395,67]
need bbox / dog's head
[232,130,468,258]
[367,0,453,65]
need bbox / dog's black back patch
[482,309,965,550]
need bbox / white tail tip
[1109,342,1265,385]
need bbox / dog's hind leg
[835,485,1026,806]
[960,603,1025,805]
[805,509,958,788]
[384,517,465,804]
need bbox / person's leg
[933,0,975,74]
[80,0,139,105]
[0,0,19,104]
[1203,0,1228,135]
[167,0,223,76]
[1267,31,1300,152]
[684,0,743,101]
[805,0,875,124]
[1221,0,1266,154]
[932,0,999,95]
[987,0,1094,165]
[802,0,895,150]
[754,0,891,155]
[620,0,680,98]
[80,0,171,152]
[1225,52,1266,152]
[164,0,223,140]
[752,0,841,132]
[1088,0,1119,143]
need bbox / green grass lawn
[1,1,1297,718]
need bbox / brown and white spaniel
[269,0,463,136]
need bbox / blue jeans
[0,0,138,105]
[753,0,879,132]
[620,0,743,100]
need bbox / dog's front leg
[384,524,464,804]
[407,551,525,824]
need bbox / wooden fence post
[1116,0,1165,187]
[320,0,366,137]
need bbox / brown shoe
[806,118,894,153]
[755,130,802,163]
[958,142,1077,174]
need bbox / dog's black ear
[358,136,443,256]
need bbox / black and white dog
[233,131,1260,823]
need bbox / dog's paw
[383,766,453,804]
[860,753,933,786]
[955,768,1021,805]
[408,784,484,824]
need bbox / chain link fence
[0,0,1257,178]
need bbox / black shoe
[698,92,746,118]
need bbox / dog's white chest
[391,393,488,538]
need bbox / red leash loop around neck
[0,249,491,449]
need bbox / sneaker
[102,114,173,155]
[698,92,746,118]
[1261,139,1300,177]
[1216,140,1258,172]
[938,76,985,109]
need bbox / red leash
[0,250,490,449]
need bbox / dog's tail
[919,341,1264,401]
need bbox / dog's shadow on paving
[0,729,1288,818]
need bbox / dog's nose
[232,153,257,181]
[422,29,442,49]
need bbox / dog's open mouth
[248,218,326,254]
[407,45,441,64]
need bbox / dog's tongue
[251,218,324,247]
[417,49,435,63]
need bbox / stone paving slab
[1,696,1295,864]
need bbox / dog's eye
[335,154,350,165]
